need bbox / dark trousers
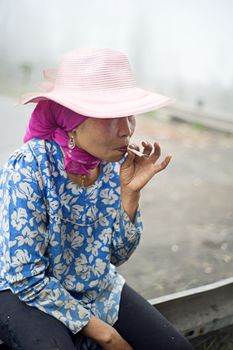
[0,284,193,350]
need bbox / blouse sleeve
[110,201,143,267]
[2,154,91,334]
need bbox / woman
[0,48,193,349]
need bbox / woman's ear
[67,128,77,138]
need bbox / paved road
[1,96,233,299]
[118,114,233,298]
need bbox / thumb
[121,150,136,169]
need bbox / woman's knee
[0,290,76,350]
[114,284,194,350]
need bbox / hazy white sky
[1,0,233,114]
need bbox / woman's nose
[118,117,133,138]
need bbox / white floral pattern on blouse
[0,139,143,349]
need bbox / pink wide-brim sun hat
[20,48,175,118]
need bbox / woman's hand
[82,316,133,350]
[102,329,133,350]
[120,141,172,193]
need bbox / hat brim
[19,87,175,118]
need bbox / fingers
[140,141,162,161]
[123,149,135,167]
[142,142,170,170]
[128,143,140,151]
[141,141,153,158]
[150,142,161,161]
[139,141,162,162]
[154,155,172,174]
[127,143,144,161]
[122,144,137,169]
[128,141,154,159]
[128,141,171,171]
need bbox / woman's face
[72,116,136,162]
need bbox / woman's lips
[115,146,128,152]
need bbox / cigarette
[127,148,148,158]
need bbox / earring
[68,135,75,149]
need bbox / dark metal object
[150,277,233,342]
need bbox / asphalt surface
[1,96,233,299]
[118,113,233,299]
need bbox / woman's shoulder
[0,139,61,194]
[3,139,43,170]
[2,139,59,175]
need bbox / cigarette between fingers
[127,148,149,158]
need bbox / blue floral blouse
[0,139,143,347]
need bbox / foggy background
[1,0,233,117]
[0,0,233,299]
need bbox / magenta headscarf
[24,100,100,175]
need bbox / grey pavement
[1,96,233,300]
[118,113,233,299]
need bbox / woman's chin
[103,152,125,163]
